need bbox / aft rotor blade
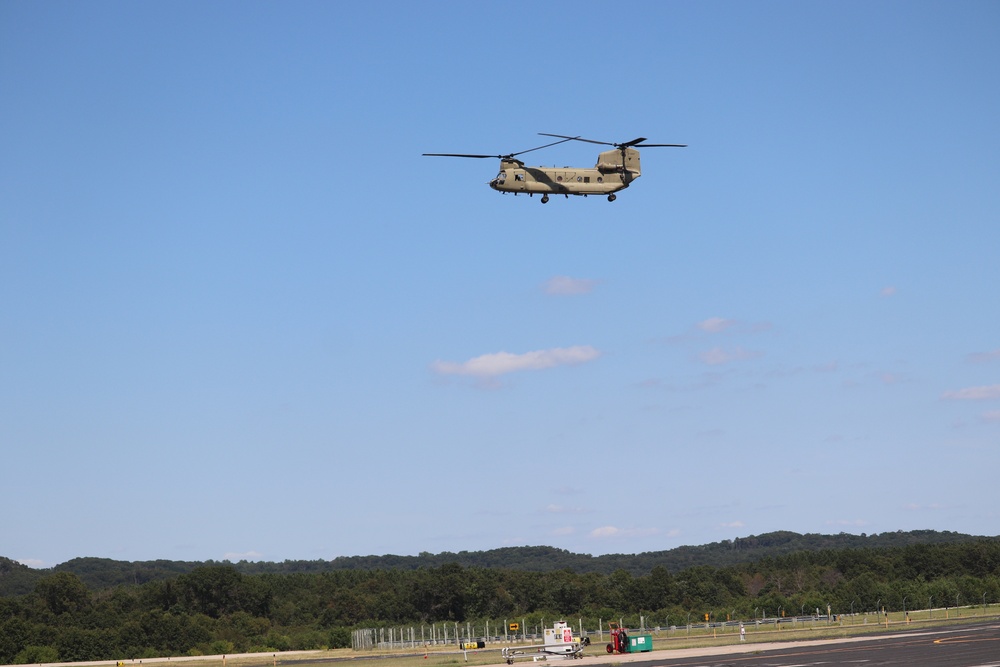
[541,133,687,149]
[619,137,648,147]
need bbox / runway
[582,620,1000,667]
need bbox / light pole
[903,596,908,622]
[929,596,932,620]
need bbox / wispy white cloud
[432,346,600,377]
[878,372,908,385]
[588,525,660,540]
[551,526,576,537]
[903,502,945,511]
[942,384,1000,400]
[224,551,263,561]
[981,410,1000,422]
[966,348,1000,364]
[825,519,869,527]
[698,346,763,365]
[698,317,736,333]
[720,521,744,529]
[545,504,587,515]
[880,286,898,297]
[543,275,598,295]
[665,318,772,346]
[17,558,46,569]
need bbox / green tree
[175,566,271,618]
[34,572,91,616]
[328,627,351,649]
[13,645,59,664]
[0,616,32,664]
[633,566,674,611]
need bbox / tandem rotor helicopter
[423,133,686,203]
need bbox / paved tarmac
[574,620,1000,667]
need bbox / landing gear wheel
[606,644,613,654]
[541,195,549,203]
[607,194,617,202]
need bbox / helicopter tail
[595,147,642,183]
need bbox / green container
[628,634,653,652]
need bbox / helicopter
[423,133,686,203]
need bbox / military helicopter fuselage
[490,146,640,199]
[424,134,685,203]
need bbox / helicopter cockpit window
[496,171,506,183]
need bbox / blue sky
[2,1,998,568]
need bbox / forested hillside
[2,535,999,664]
[1,530,985,597]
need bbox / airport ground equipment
[501,621,587,664]
[605,622,652,654]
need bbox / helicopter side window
[514,173,525,181]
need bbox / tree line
[1,530,985,598]
[1,536,999,664]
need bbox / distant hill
[0,557,40,597]
[2,529,993,596]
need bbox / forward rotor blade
[422,153,499,158]
[631,142,688,148]
[539,133,613,146]
[511,135,579,157]
[423,136,576,160]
